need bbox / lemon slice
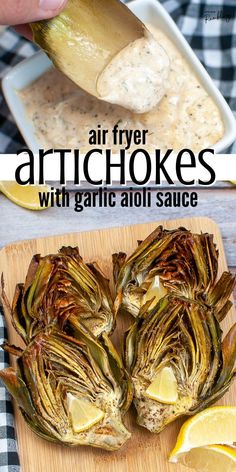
[142,276,167,309]
[169,406,236,462]
[145,366,178,404]
[230,181,236,185]
[181,445,236,472]
[0,181,50,210]
[67,394,104,433]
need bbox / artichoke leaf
[1,342,24,357]
[0,367,38,419]
[102,332,133,413]
[207,272,236,317]
[213,323,236,390]
[112,252,127,285]
[1,276,27,343]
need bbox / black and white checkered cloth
[0,308,20,471]
[0,1,236,470]
[0,30,37,153]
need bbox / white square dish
[2,0,236,153]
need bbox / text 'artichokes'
[113,226,236,433]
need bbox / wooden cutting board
[0,216,235,472]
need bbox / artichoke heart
[0,325,132,450]
[116,226,236,433]
[1,246,114,342]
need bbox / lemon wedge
[145,366,178,404]
[0,181,50,210]
[142,276,167,309]
[169,406,236,462]
[181,445,236,472]
[67,394,104,433]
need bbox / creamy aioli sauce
[97,30,170,113]
[20,25,224,152]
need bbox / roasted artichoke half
[1,246,114,342]
[0,324,132,450]
[113,226,236,432]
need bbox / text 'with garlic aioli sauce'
[20,24,224,152]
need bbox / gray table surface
[0,184,235,297]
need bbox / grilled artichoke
[1,246,114,342]
[0,324,132,450]
[114,226,236,433]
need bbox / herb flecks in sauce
[20,25,224,152]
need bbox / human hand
[0,0,67,39]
